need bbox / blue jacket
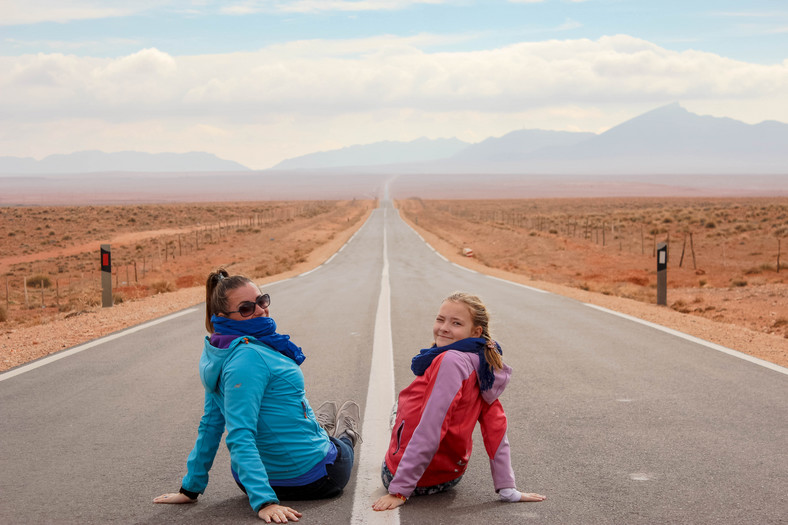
[181,335,332,511]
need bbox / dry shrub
[670,299,691,313]
[27,275,52,288]
[151,280,176,294]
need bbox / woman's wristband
[178,487,199,500]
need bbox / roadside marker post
[656,241,667,306]
[101,244,112,308]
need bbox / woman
[154,269,361,523]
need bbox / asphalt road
[1,199,786,524]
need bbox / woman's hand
[372,494,406,511]
[257,504,302,523]
[153,492,197,504]
[521,492,547,502]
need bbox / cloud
[220,0,450,15]
[2,34,787,167]
[0,0,157,25]
[3,37,143,52]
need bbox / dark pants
[233,436,355,501]
[381,461,462,496]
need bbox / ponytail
[205,268,252,334]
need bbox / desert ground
[397,197,788,367]
[1,196,787,372]
[0,200,374,370]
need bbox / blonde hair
[204,268,253,334]
[443,291,503,370]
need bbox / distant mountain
[272,137,469,170]
[518,103,788,174]
[448,129,595,163]
[4,104,786,176]
[0,150,250,174]
[269,103,788,175]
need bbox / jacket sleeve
[222,347,279,512]
[388,353,468,498]
[479,399,516,491]
[181,391,226,495]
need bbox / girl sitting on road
[372,291,546,511]
[154,268,361,523]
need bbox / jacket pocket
[393,420,405,455]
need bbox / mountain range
[0,150,250,174]
[270,103,787,175]
[2,104,786,175]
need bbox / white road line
[485,275,550,294]
[398,211,549,294]
[451,262,477,273]
[584,303,788,376]
[0,307,199,382]
[351,208,399,525]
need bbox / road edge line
[584,303,788,376]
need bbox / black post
[656,242,668,306]
[101,244,112,307]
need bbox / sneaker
[315,401,338,435]
[334,400,363,447]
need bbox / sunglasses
[225,293,270,317]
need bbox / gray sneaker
[334,400,363,447]
[315,401,338,435]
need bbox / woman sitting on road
[372,291,545,511]
[154,268,361,523]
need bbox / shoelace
[316,413,335,431]
[339,416,358,430]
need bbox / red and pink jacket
[385,350,516,497]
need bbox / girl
[154,269,361,523]
[372,292,545,511]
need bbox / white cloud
[3,37,143,52]
[1,34,787,168]
[220,0,450,15]
[0,0,160,25]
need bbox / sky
[1,0,787,170]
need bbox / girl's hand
[258,504,302,523]
[372,494,406,511]
[153,492,197,504]
[521,492,547,502]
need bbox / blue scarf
[210,315,305,365]
[411,337,502,392]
